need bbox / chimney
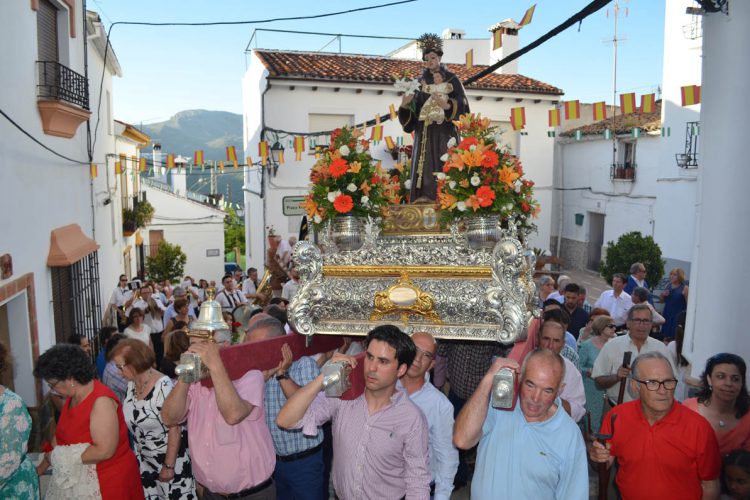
[488,19,520,75]
[441,28,465,40]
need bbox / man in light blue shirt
[453,349,588,500]
[399,332,458,500]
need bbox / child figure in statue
[419,72,453,125]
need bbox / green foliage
[123,201,155,228]
[224,208,245,256]
[599,231,664,287]
[146,240,187,283]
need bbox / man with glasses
[109,274,133,332]
[590,352,720,499]
[399,332,458,500]
[592,304,673,406]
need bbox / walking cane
[594,413,618,500]
[616,351,633,406]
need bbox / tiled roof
[561,101,662,137]
[254,50,563,95]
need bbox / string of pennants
[467,4,535,68]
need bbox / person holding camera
[108,275,134,332]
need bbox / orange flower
[301,195,319,218]
[498,164,520,187]
[466,195,482,212]
[521,201,530,213]
[329,158,349,178]
[459,179,470,188]
[438,190,457,209]
[475,186,496,208]
[481,150,499,168]
[333,194,354,213]
[458,136,479,150]
[532,204,541,217]
[348,161,362,174]
[459,148,485,168]
[360,180,372,196]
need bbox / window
[676,121,699,169]
[611,139,637,181]
[37,0,59,64]
[50,251,103,345]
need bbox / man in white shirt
[281,268,300,302]
[109,274,133,332]
[276,236,292,271]
[537,319,586,422]
[126,284,167,333]
[216,274,248,311]
[243,267,264,302]
[594,273,633,329]
[399,332,458,500]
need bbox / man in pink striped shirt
[277,325,431,499]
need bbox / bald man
[399,333,458,500]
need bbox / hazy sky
[90,0,664,125]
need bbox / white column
[685,2,750,373]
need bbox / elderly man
[624,262,649,296]
[542,306,580,369]
[591,352,720,499]
[162,286,197,325]
[592,304,673,406]
[161,326,276,499]
[538,319,586,422]
[399,332,458,500]
[277,325,431,499]
[594,273,633,329]
[454,349,588,499]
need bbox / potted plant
[122,200,155,237]
[302,126,399,250]
[122,209,137,236]
[436,113,539,248]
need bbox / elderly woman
[111,339,196,499]
[537,275,556,306]
[660,267,689,339]
[34,344,143,499]
[684,353,750,455]
[578,316,617,433]
[0,341,39,499]
[124,307,153,349]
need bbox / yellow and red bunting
[389,104,397,120]
[492,29,503,50]
[259,141,269,166]
[119,153,127,169]
[114,160,122,175]
[278,150,285,165]
[681,85,701,106]
[219,161,225,172]
[194,150,204,166]
[619,92,637,114]
[384,136,395,150]
[139,157,147,172]
[564,100,581,120]
[519,4,536,27]
[640,93,656,113]
[465,49,474,70]
[371,114,383,141]
[226,146,238,168]
[90,164,98,178]
[246,156,253,167]
[510,107,526,131]
[294,136,305,161]
[593,101,607,121]
[166,153,175,169]
[548,108,560,128]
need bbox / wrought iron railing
[610,162,637,182]
[36,61,90,110]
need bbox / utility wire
[0,108,89,164]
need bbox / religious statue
[399,33,470,202]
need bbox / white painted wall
[242,51,559,270]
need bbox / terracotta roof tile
[254,50,563,95]
[561,101,662,137]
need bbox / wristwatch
[275,371,290,381]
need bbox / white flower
[355,143,364,154]
[504,203,513,211]
[448,180,456,189]
[457,201,466,212]
[447,137,457,148]
[404,179,412,189]
[313,215,322,224]
[361,196,370,205]
[470,175,481,186]
[494,131,504,143]
[339,145,350,156]
[347,183,357,192]
[440,153,449,162]
[514,184,522,193]
[469,144,477,152]
[393,77,421,94]
[435,172,446,181]
[327,190,341,202]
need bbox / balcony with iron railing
[36,60,92,138]
[610,162,637,182]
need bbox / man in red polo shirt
[590,351,720,499]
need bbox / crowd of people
[1,255,749,499]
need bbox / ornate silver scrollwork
[288,242,324,336]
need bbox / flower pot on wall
[123,220,137,237]
[615,167,625,179]
[624,168,634,180]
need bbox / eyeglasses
[607,324,617,329]
[630,318,652,325]
[120,278,128,282]
[633,378,678,391]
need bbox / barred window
[50,251,102,345]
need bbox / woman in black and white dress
[111,339,196,499]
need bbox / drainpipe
[82,0,95,240]
[258,77,271,265]
[556,139,564,258]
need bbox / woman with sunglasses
[684,353,750,455]
[578,315,617,433]
[33,344,143,499]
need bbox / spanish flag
[593,101,607,121]
[90,164,98,178]
[640,93,656,113]
[219,161,225,172]
[294,136,305,161]
[384,136,395,150]
[226,146,238,168]
[114,160,122,175]
[278,150,285,165]
[492,29,503,50]
[194,150,204,166]
[389,104,397,120]
[139,157,147,172]
[166,154,175,169]
[246,156,253,167]
[681,85,701,106]
[564,100,581,120]
[259,141,269,166]
[465,49,474,70]
[620,93,637,114]
[510,107,526,131]
[519,4,536,27]
[371,114,383,141]
[548,108,561,128]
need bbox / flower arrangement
[302,126,399,228]
[436,113,539,225]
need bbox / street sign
[282,196,306,216]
